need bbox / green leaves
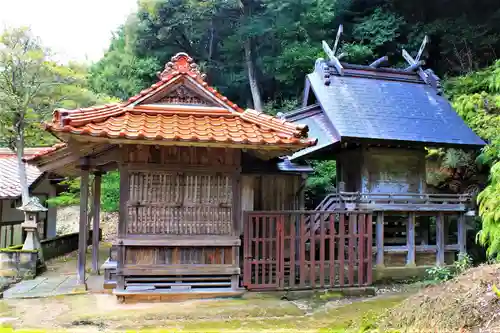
[444,60,500,259]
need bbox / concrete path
[3,276,83,299]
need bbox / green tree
[0,27,67,204]
[445,60,500,258]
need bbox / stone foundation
[0,249,38,279]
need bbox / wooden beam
[64,133,306,155]
[117,236,241,247]
[77,161,90,286]
[402,48,429,84]
[370,56,389,68]
[91,171,102,275]
[458,213,467,256]
[121,264,240,276]
[37,153,79,173]
[376,212,384,267]
[128,163,240,174]
[415,35,429,62]
[322,40,344,76]
[405,60,425,72]
[406,212,416,266]
[436,212,445,266]
[332,24,343,56]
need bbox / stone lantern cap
[17,197,47,212]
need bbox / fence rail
[41,229,102,261]
[243,210,373,290]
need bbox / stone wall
[41,229,101,261]
[56,205,117,242]
[0,248,37,279]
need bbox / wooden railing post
[376,212,384,267]
[458,213,467,256]
[436,213,445,266]
[406,212,416,266]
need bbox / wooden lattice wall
[123,145,240,236]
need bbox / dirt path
[43,242,112,277]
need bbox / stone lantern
[18,197,47,262]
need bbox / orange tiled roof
[42,53,316,150]
[24,143,67,162]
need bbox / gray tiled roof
[285,61,485,159]
[0,153,44,199]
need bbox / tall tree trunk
[240,0,263,111]
[15,130,29,205]
[244,38,263,111]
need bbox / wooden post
[376,212,384,267]
[91,171,102,275]
[231,171,242,290]
[77,161,90,286]
[406,212,416,266]
[436,213,445,266]
[458,213,466,256]
[116,164,129,291]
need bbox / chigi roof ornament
[402,35,443,94]
[321,25,346,77]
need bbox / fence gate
[243,210,373,291]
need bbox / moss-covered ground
[0,243,414,332]
[0,291,409,332]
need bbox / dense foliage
[444,61,500,258]
[47,172,120,213]
[88,0,500,108]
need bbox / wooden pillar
[458,213,466,256]
[77,161,90,286]
[231,171,242,290]
[406,212,416,266]
[91,171,102,275]
[299,173,307,210]
[240,175,254,232]
[376,212,384,267]
[436,212,445,266]
[116,164,129,291]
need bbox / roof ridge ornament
[157,52,207,80]
[402,36,440,91]
[322,25,346,78]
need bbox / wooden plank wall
[125,247,233,265]
[254,175,301,211]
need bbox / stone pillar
[19,197,48,265]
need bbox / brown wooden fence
[243,210,373,290]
